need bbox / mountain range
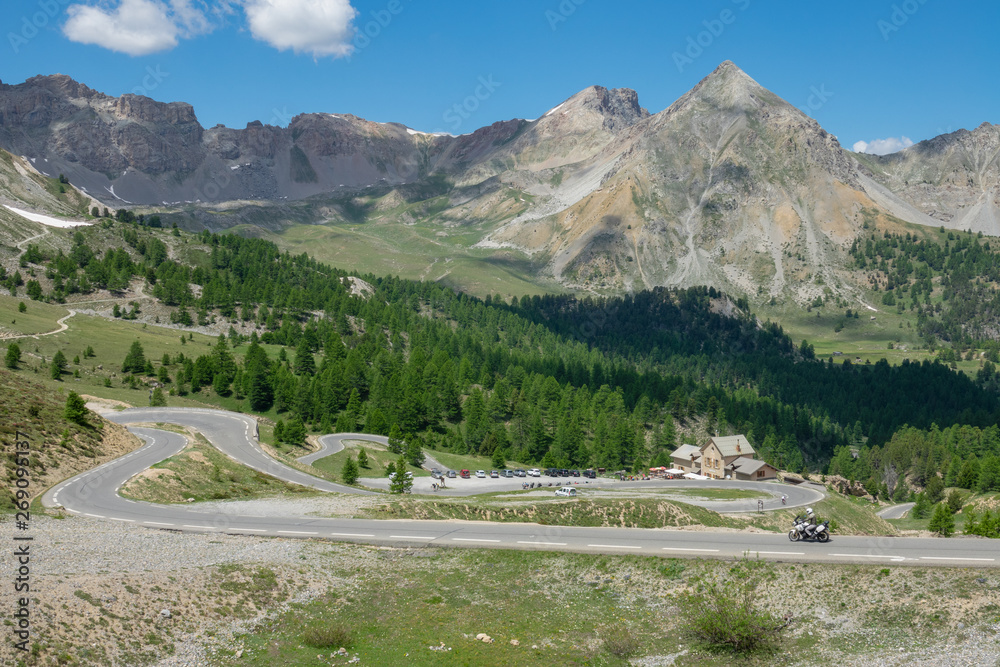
[1,61,997,299]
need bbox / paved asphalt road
[878,503,916,520]
[41,408,1000,568]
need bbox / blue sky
[2,0,997,153]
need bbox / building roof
[728,457,770,475]
[670,444,702,461]
[704,435,755,458]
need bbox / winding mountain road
[40,407,1000,568]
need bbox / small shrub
[303,623,352,649]
[680,556,788,657]
[600,623,640,658]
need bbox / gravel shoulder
[3,512,999,667]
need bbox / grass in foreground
[204,547,999,667]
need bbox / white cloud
[62,0,358,58]
[243,0,358,59]
[63,0,216,56]
[64,0,179,55]
[852,136,914,156]
[169,0,214,34]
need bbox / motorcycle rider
[803,507,817,537]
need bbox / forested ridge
[10,221,1000,474]
[849,225,1000,347]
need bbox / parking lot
[356,473,823,512]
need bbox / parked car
[430,468,442,478]
[490,470,500,478]
[583,469,596,479]
[569,470,580,477]
[503,470,514,478]
[447,470,457,478]
[515,469,526,477]
[555,487,577,497]
[559,469,570,477]
[460,469,471,478]
[475,470,486,478]
[528,469,541,477]
[546,468,559,477]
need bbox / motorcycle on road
[788,511,830,543]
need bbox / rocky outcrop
[859,122,1000,235]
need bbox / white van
[555,487,577,497]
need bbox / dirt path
[1,309,75,340]
[16,229,49,250]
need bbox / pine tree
[5,343,20,369]
[491,446,506,469]
[928,503,954,537]
[387,424,404,454]
[977,455,1000,493]
[911,492,930,519]
[945,489,965,514]
[346,388,363,423]
[295,338,315,376]
[50,359,62,380]
[213,371,231,397]
[285,415,306,446]
[150,387,167,406]
[64,391,88,425]
[341,455,359,485]
[389,455,412,494]
[406,434,425,467]
[357,447,369,469]
[121,340,147,373]
[924,475,945,504]
[364,406,388,435]
[335,412,353,433]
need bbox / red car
[459,469,471,479]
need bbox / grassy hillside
[0,369,140,512]
[121,428,320,504]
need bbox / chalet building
[670,435,778,481]
[727,457,778,481]
[670,444,702,473]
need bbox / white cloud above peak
[63,0,180,56]
[63,0,219,56]
[243,0,358,59]
[62,0,359,59]
[852,136,914,155]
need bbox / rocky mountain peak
[23,73,103,101]
[551,85,649,130]
[674,60,777,114]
